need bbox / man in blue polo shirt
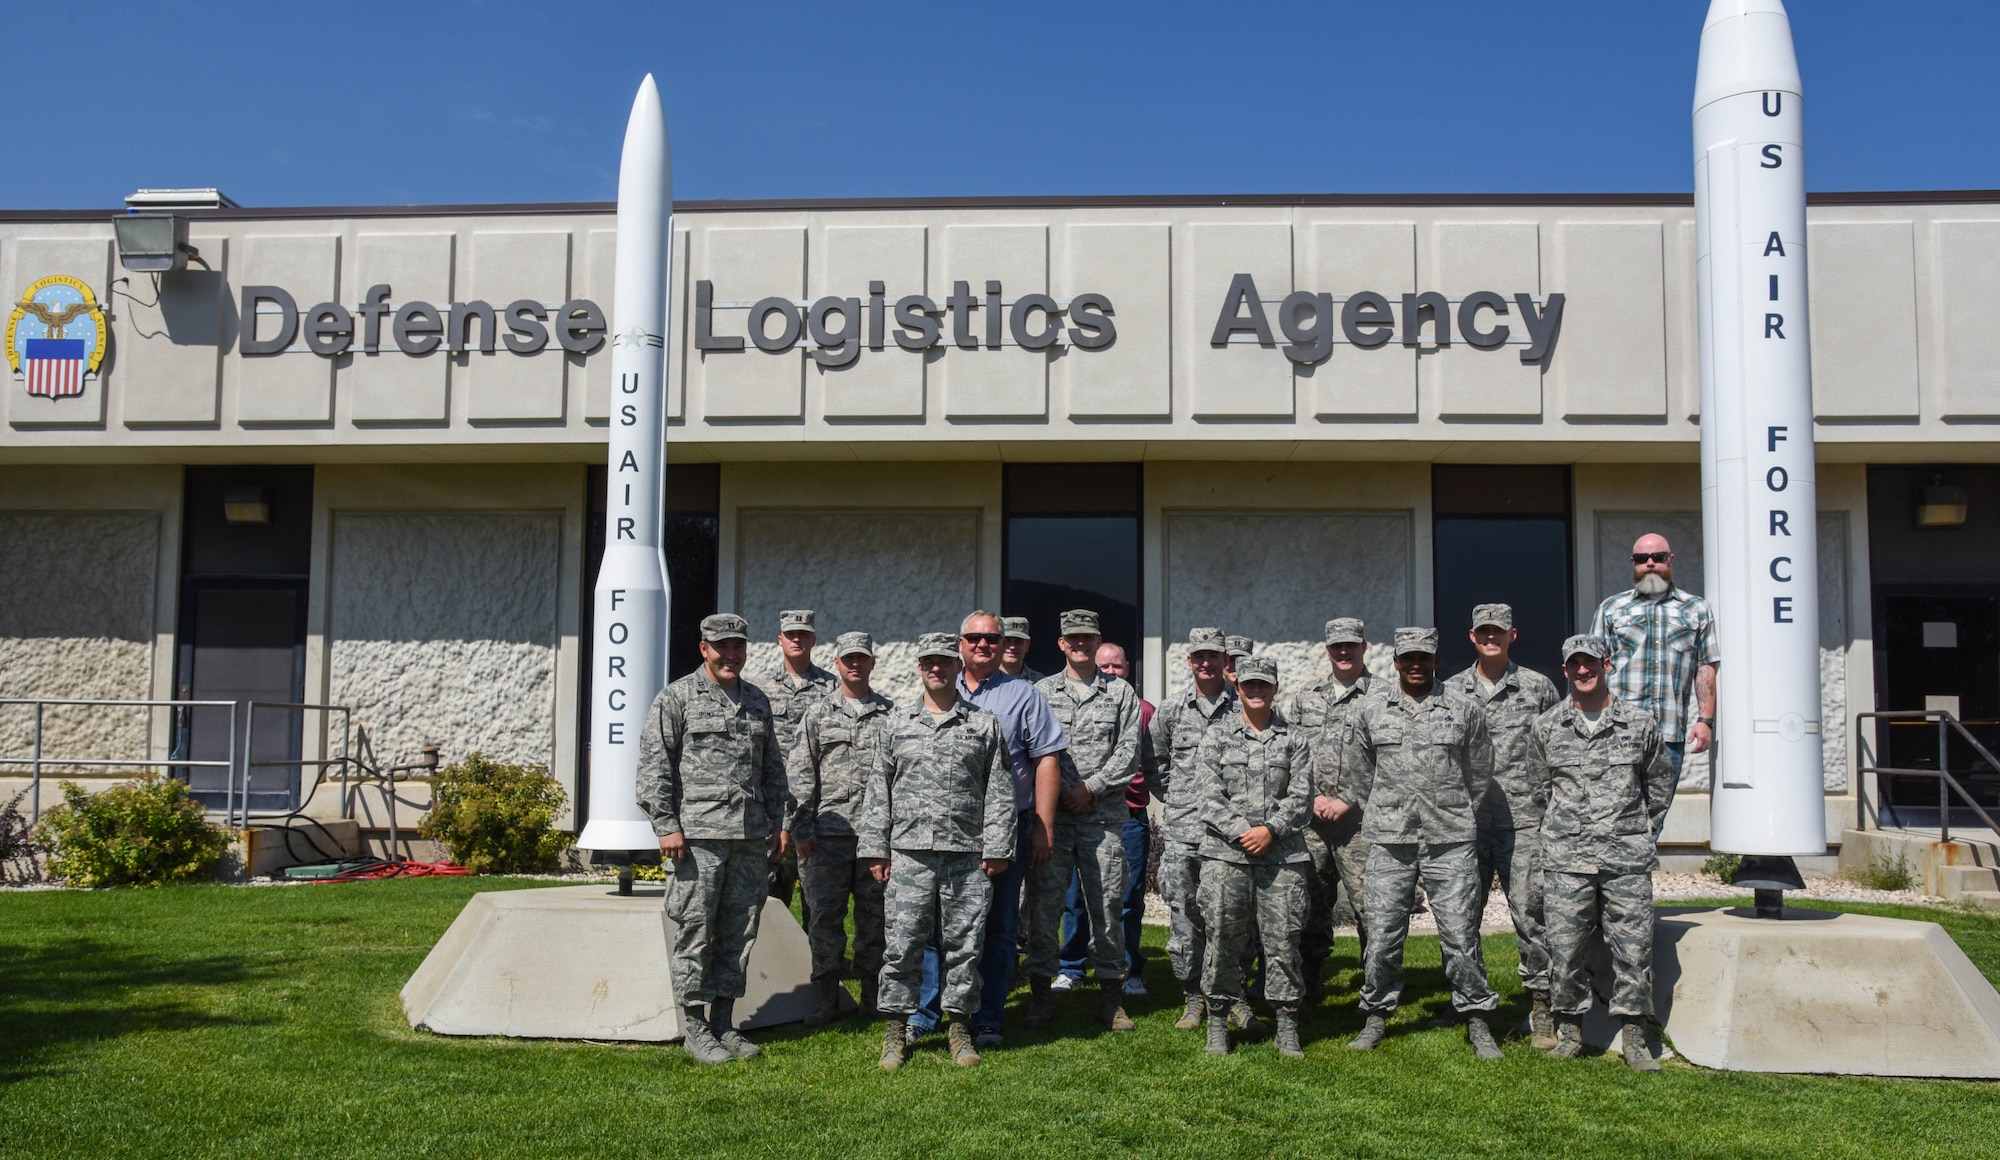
[908,609,1066,1049]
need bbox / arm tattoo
[1695,664,1717,718]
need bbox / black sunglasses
[961,633,1002,645]
[1631,551,1671,564]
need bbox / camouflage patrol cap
[778,609,817,633]
[1001,616,1034,640]
[1324,617,1366,645]
[1187,626,1228,655]
[1392,626,1440,656]
[1560,633,1612,662]
[1235,655,1278,685]
[701,612,750,642]
[1470,603,1513,630]
[1059,609,1101,637]
[1224,635,1254,659]
[834,631,874,658]
[916,631,961,661]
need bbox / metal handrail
[238,702,354,830]
[1854,708,2000,842]
[0,698,237,824]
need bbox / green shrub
[1701,850,1742,881]
[1848,849,1916,892]
[34,775,230,888]
[419,752,574,874]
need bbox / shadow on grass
[0,938,266,1082]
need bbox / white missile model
[1694,0,1825,860]
[577,75,674,856]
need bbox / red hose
[311,860,472,882]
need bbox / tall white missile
[578,75,673,854]
[1694,0,1825,857]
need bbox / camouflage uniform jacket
[635,668,789,840]
[756,664,839,755]
[1343,683,1494,845]
[1034,671,1142,826]
[1443,662,1562,830]
[857,699,1016,861]
[1526,697,1675,874]
[1194,714,1313,866]
[1149,683,1239,845]
[787,690,896,842]
[1279,673,1377,802]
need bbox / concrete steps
[1840,827,2000,907]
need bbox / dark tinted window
[1003,465,1142,677]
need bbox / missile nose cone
[1695,0,1801,111]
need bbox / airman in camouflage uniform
[1279,616,1379,1001]
[758,610,838,911]
[1194,655,1314,1058]
[1149,627,1244,1031]
[789,631,895,1026]
[1527,633,1675,1071]
[1223,635,1254,692]
[1443,603,1562,1046]
[1000,616,1047,683]
[635,612,791,1065]
[1024,609,1142,1034]
[862,632,1017,1070]
[1343,627,1504,1059]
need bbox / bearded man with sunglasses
[1589,534,1720,782]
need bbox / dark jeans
[1665,741,1685,781]
[1058,811,1150,979]
[911,810,1032,1034]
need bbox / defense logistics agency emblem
[6,275,107,399]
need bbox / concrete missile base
[402,885,842,1041]
[1577,907,2000,1077]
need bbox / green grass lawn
[2,881,1996,1160]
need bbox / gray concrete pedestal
[402,885,840,1041]
[1576,906,2000,1077]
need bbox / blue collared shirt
[957,668,1068,810]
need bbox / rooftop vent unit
[123,188,239,210]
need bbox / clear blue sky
[10,0,1997,209]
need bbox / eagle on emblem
[14,297,90,339]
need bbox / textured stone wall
[736,510,981,710]
[327,513,561,772]
[1163,511,1412,698]
[1593,511,1850,791]
[0,513,159,774]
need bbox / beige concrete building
[6,190,1999,868]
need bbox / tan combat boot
[1528,991,1556,1050]
[1175,990,1206,1031]
[1227,999,1267,1035]
[1099,981,1136,1032]
[680,1005,735,1065]
[947,1021,982,1067]
[708,997,761,1060]
[1206,1009,1232,1056]
[879,1018,910,1071]
[1024,974,1055,1029]
[1548,1016,1583,1059]
[803,977,843,1028]
[1348,1013,1387,1050]
[1622,1018,1661,1072]
[1274,1006,1304,1059]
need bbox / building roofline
[4,189,2000,222]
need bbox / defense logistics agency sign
[6,275,106,398]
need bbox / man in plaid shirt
[1589,533,1719,781]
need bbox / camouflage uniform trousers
[1300,816,1372,965]
[664,838,770,1004]
[1543,868,1655,1018]
[1197,857,1308,1005]
[799,835,886,984]
[1025,821,1129,981]
[878,849,994,1016]
[1475,820,1548,993]
[1359,840,1497,1015]
[1157,838,1206,984]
